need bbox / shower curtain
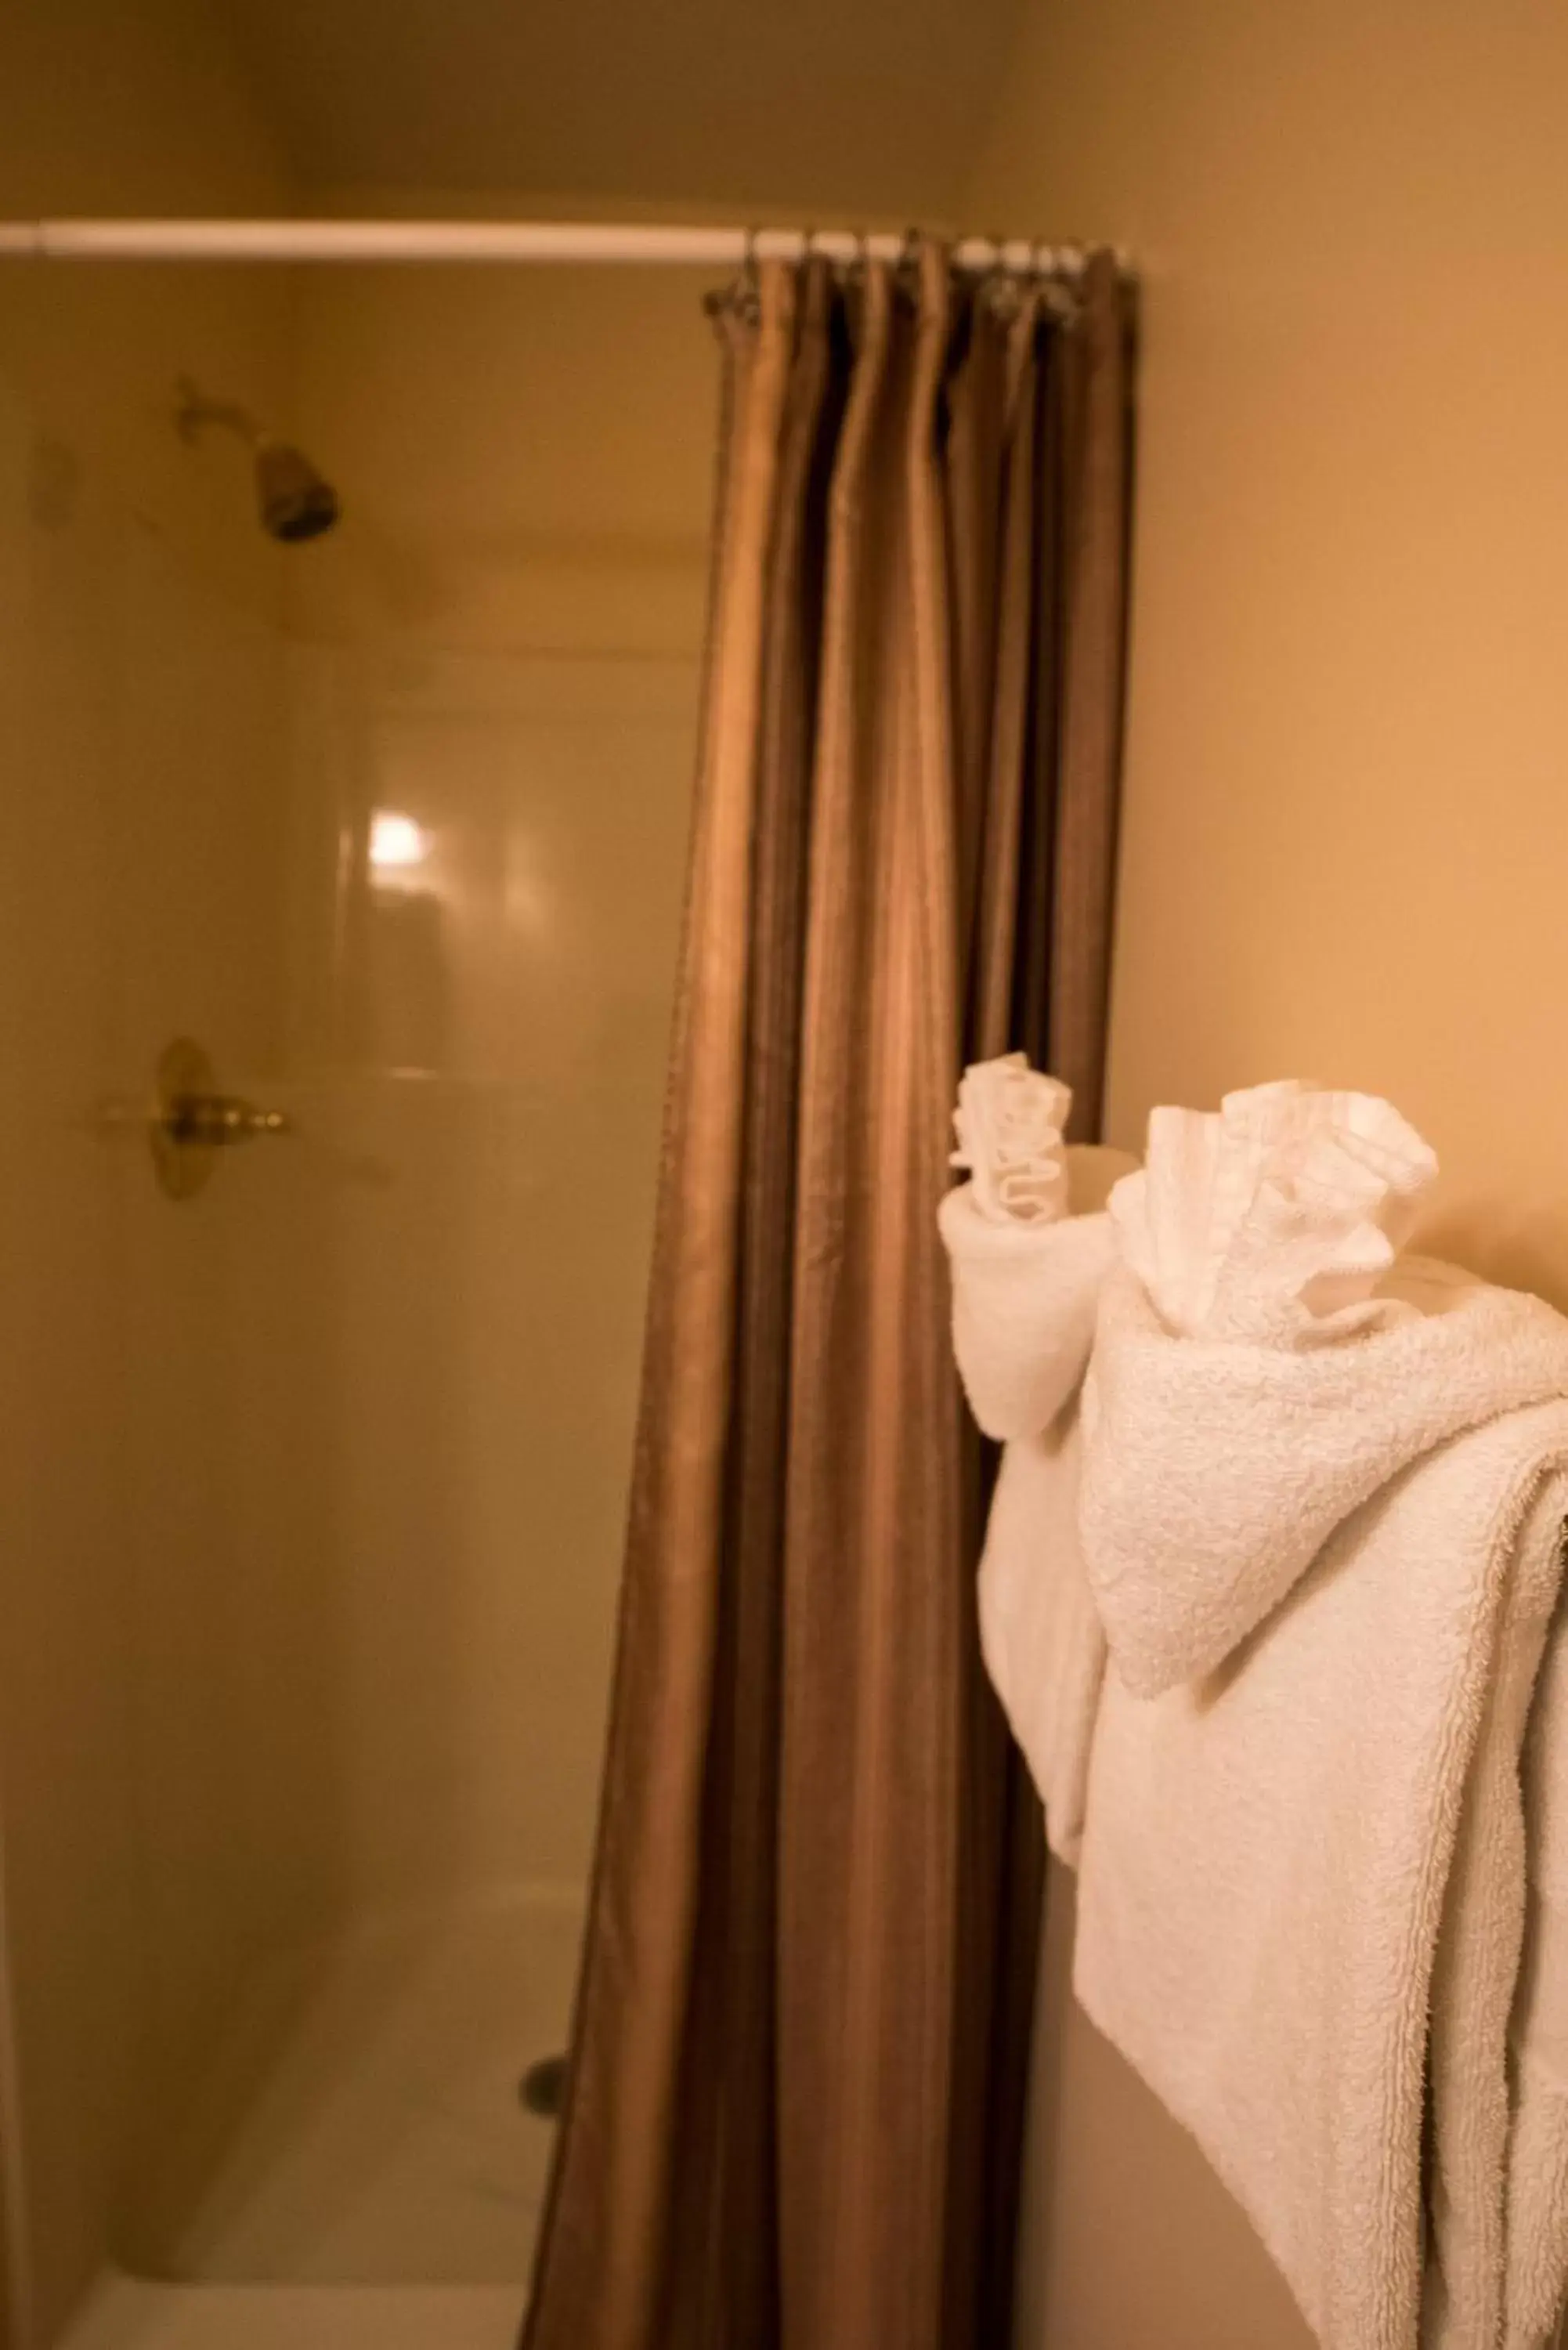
[523,236,1134,2350]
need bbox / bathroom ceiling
[211,0,1021,219]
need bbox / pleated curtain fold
[522,235,1135,2350]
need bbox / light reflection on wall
[363,806,449,1069]
[368,808,430,888]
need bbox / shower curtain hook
[1054,240,1090,322]
[1027,236,1059,312]
[737,225,763,322]
[894,224,923,300]
[707,226,761,325]
[977,232,1024,321]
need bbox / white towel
[1075,1084,1568,2348]
[938,1054,1133,1864]
[1114,1077,1436,1354]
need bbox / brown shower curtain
[522,237,1134,2350]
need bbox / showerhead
[174,376,341,543]
[255,439,340,542]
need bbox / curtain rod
[0,219,1100,272]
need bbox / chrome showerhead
[174,375,341,543]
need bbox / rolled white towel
[943,1053,1125,1439]
[949,1049,1073,1226]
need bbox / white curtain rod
[0,218,1094,272]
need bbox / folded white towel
[939,1054,1133,1864]
[1075,1085,1568,2348]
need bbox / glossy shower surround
[524,238,1133,2350]
[0,54,715,2327]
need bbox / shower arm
[173,378,265,450]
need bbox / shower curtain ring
[891,224,923,300]
[978,233,1024,320]
[1049,239,1086,323]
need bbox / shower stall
[0,245,715,2349]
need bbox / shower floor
[62,2281,526,2350]
[137,1889,582,2292]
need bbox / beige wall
[969,2,1568,2341]
[973,0,1568,1307]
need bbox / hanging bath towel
[938,1054,1133,1863]
[1074,1082,1568,2350]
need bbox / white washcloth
[949,1050,1075,1231]
[939,1054,1133,1863]
[1075,1085,1568,2348]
